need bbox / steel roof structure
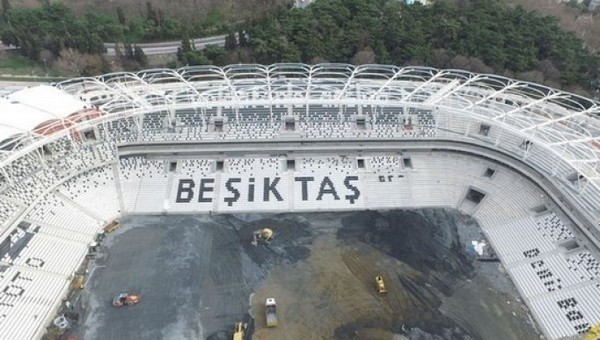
[0,64,600,215]
[0,63,599,339]
[60,65,599,219]
[0,85,89,151]
[0,63,598,225]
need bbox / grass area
[0,52,46,76]
[0,53,38,70]
[0,52,67,80]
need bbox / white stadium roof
[0,85,88,147]
[56,64,598,179]
[0,64,595,223]
[0,64,597,191]
[7,85,87,117]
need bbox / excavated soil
[71,209,539,340]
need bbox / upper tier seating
[296,156,356,175]
[227,158,281,176]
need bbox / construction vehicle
[71,275,85,290]
[232,322,247,340]
[252,228,274,246]
[112,292,140,307]
[265,298,277,327]
[86,242,98,260]
[103,220,120,233]
[585,324,600,340]
[53,315,69,329]
[375,275,387,294]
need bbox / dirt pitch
[67,209,539,340]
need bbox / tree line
[235,0,598,93]
[0,0,598,94]
[0,1,197,74]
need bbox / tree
[177,30,192,64]
[181,30,192,52]
[54,48,107,76]
[124,43,134,60]
[116,7,126,26]
[238,29,247,47]
[133,45,147,67]
[430,49,451,69]
[516,70,545,84]
[176,47,186,65]
[1,0,10,21]
[146,2,159,26]
[39,49,54,75]
[537,59,561,83]
[84,12,123,44]
[350,47,376,65]
[203,44,225,64]
[161,17,181,40]
[1,3,107,60]
[449,55,471,70]
[225,31,236,50]
[186,51,212,65]
[115,43,124,63]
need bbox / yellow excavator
[585,324,600,340]
[252,228,274,246]
[232,322,247,340]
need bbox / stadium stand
[25,192,103,236]
[118,157,169,213]
[0,64,596,339]
[0,201,20,232]
[226,158,282,176]
[57,166,120,221]
[0,267,70,340]
[6,232,87,276]
[536,212,575,242]
[178,159,213,177]
[366,155,402,174]
[296,156,355,175]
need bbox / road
[103,35,227,56]
[1,35,227,56]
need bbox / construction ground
[62,209,541,340]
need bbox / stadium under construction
[0,64,597,339]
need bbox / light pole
[42,58,47,77]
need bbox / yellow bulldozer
[375,275,387,295]
[252,228,274,246]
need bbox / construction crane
[252,228,274,246]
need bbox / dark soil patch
[338,209,474,279]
